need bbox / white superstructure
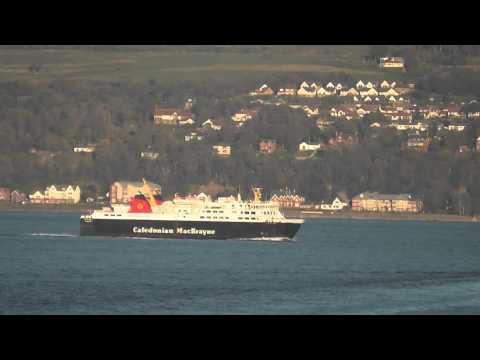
[86,191,303,224]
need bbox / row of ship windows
[233,205,269,209]
[103,214,122,217]
[199,216,257,221]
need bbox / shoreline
[283,209,479,224]
[1,204,479,224]
[0,204,103,214]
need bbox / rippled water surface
[1,211,480,314]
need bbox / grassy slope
[0,46,409,85]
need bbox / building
[10,190,27,204]
[339,87,359,97]
[73,144,96,153]
[153,106,194,125]
[407,131,430,152]
[212,144,231,157]
[316,118,334,129]
[110,181,162,205]
[259,139,278,154]
[201,118,223,131]
[29,185,81,204]
[270,191,306,208]
[317,87,333,97]
[320,196,349,211]
[140,151,160,160]
[185,132,204,142]
[445,104,464,118]
[458,145,471,153]
[352,192,423,213]
[297,83,318,97]
[249,84,274,96]
[0,187,11,202]
[298,142,322,152]
[379,57,405,69]
[231,109,259,124]
[277,85,297,96]
[380,80,391,89]
[356,80,366,89]
[302,106,319,117]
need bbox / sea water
[1,211,480,314]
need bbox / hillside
[2,45,480,215]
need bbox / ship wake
[29,233,77,238]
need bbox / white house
[356,80,365,89]
[202,119,223,131]
[185,132,204,141]
[325,82,335,90]
[360,88,378,97]
[249,83,274,96]
[297,85,317,97]
[340,87,359,97]
[380,80,390,89]
[73,144,96,153]
[303,106,319,117]
[299,142,322,151]
[320,197,349,211]
[231,109,258,123]
[178,118,195,126]
[381,88,399,97]
[212,145,231,157]
[317,87,332,97]
[379,57,405,69]
[140,151,160,160]
[277,85,297,96]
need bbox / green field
[0,46,409,85]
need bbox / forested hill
[2,45,480,214]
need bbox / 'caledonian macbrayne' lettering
[132,226,215,235]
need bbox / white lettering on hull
[132,226,215,235]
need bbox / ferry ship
[80,179,304,240]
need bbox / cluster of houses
[249,80,413,101]
[270,189,422,214]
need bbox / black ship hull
[80,218,302,240]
